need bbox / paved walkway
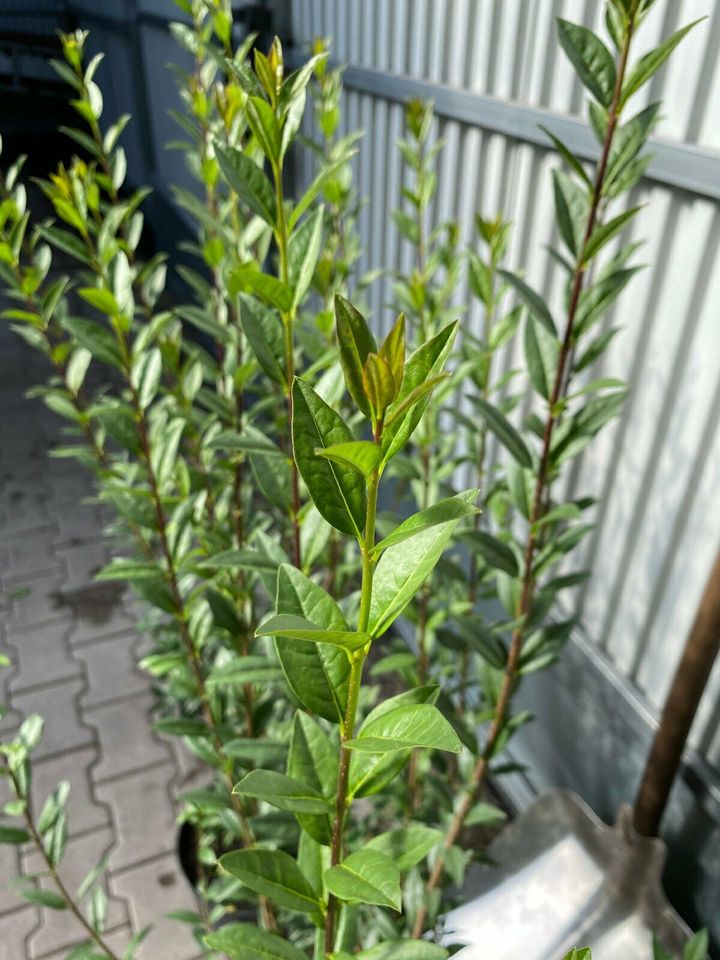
[0,321,203,958]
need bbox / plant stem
[274,161,303,568]
[6,767,122,960]
[324,467,379,954]
[411,13,637,939]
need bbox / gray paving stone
[66,585,136,646]
[110,853,200,960]
[0,906,38,960]
[4,622,80,692]
[0,533,59,582]
[4,576,69,631]
[90,691,170,783]
[95,763,178,871]
[10,678,94,760]
[38,924,132,960]
[23,827,129,959]
[0,841,25,916]
[77,635,146,709]
[53,503,108,548]
[54,539,109,593]
[29,746,110,838]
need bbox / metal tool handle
[633,549,720,837]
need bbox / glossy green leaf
[257,614,369,652]
[355,943,448,960]
[239,293,285,384]
[368,515,463,638]
[0,825,30,844]
[347,703,461,754]
[315,440,382,478]
[371,490,479,557]
[20,888,67,910]
[605,103,660,189]
[205,924,307,960]
[292,378,365,537]
[553,169,589,256]
[131,347,161,409]
[289,148,359,229]
[246,96,281,163]
[474,396,533,468]
[366,824,443,872]
[557,19,616,107]
[219,848,321,916]
[334,294,377,419]
[61,315,123,368]
[232,265,293,313]
[206,656,284,688]
[539,125,591,186]
[216,144,276,225]
[583,207,640,263]
[288,712,336,845]
[274,564,351,724]
[233,770,331,814]
[382,320,458,461]
[621,20,703,108]
[325,849,401,911]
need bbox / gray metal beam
[324,61,720,204]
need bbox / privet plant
[0,0,704,958]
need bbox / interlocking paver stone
[77,635,147,708]
[110,853,200,960]
[9,677,93,760]
[5,621,80,692]
[95,764,179,870]
[4,575,70,631]
[29,746,110,838]
[0,907,38,960]
[90,691,170,782]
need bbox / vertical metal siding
[291,0,720,942]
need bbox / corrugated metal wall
[291,0,720,944]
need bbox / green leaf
[348,687,439,798]
[292,378,366,537]
[131,347,162,409]
[347,703,461,754]
[334,294,377,419]
[539,125,591,186]
[368,516,463,638]
[216,145,276,225]
[233,770,331,814]
[552,169,589,256]
[315,440,382,478]
[256,614,369,652]
[621,20,703,108]
[557,19,616,107]
[605,103,660,189]
[20,887,67,910]
[274,564,351,724]
[219,848,322,916]
[498,270,556,334]
[61,315,123,368]
[583,207,641,263]
[683,930,709,960]
[0,825,30,844]
[460,530,519,576]
[524,314,559,399]
[289,149,359,229]
[366,825,442,872]
[288,206,324,308]
[372,490,479,557]
[238,294,285,384]
[288,712,336,845]
[206,656,284,688]
[325,850,401,911]
[465,801,508,827]
[232,265,294,313]
[382,320,458,462]
[206,923,307,960]
[473,396,533,468]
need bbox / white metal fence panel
[291,0,720,942]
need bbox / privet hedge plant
[0,0,704,958]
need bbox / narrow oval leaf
[497,270,556,335]
[206,656,284,688]
[206,923,308,960]
[219,848,321,916]
[274,564,350,724]
[557,19,616,107]
[334,294,377,419]
[233,770,331,814]
[292,378,366,537]
[216,144,276,225]
[288,206,324,307]
[524,315,559,400]
[620,20,704,108]
[366,825,443,872]
[473,396,533,468]
[368,516,464,638]
[460,529,519,577]
[347,704,461,754]
[372,490,479,557]
[257,614,369,652]
[325,850,401,911]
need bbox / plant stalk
[411,13,637,938]
[324,467,379,954]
